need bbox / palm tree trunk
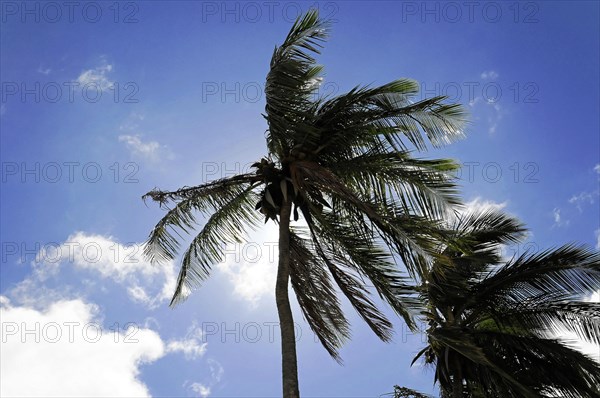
[276,199,300,398]
[452,359,463,397]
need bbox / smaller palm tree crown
[413,209,600,397]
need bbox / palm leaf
[170,186,262,305]
[264,9,331,158]
[143,174,258,265]
[289,229,350,361]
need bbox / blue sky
[1,1,599,397]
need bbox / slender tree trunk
[276,199,299,398]
[446,310,463,398]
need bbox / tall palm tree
[412,209,600,397]
[142,10,466,397]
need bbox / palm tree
[142,10,466,397]
[412,209,600,397]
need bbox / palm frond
[264,9,331,158]
[473,245,600,306]
[293,159,441,276]
[169,186,262,306]
[289,229,350,361]
[482,301,600,344]
[143,173,258,204]
[143,174,258,265]
[308,211,420,330]
[313,81,467,156]
[429,328,540,398]
[471,331,600,398]
[327,149,461,218]
[413,208,600,397]
[448,207,527,248]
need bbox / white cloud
[117,112,172,162]
[37,66,51,75]
[182,358,224,398]
[215,224,278,306]
[468,89,504,135]
[487,103,504,135]
[551,207,569,228]
[207,358,224,383]
[594,164,600,175]
[216,248,277,305]
[553,208,561,224]
[0,296,216,397]
[0,297,165,397]
[27,232,177,310]
[143,317,161,330]
[1,231,221,397]
[595,229,600,250]
[119,112,146,132]
[76,63,114,91]
[166,323,207,360]
[190,383,211,398]
[480,70,499,80]
[119,134,163,161]
[185,359,224,398]
[458,197,507,216]
[166,339,207,360]
[9,273,79,310]
[468,96,482,107]
[568,190,598,212]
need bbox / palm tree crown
[143,9,467,397]
[412,209,600,397]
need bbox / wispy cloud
[119,112,145,132]
[190,383,211,398]
[551,207,569,228]
[166,338,208,360]
[595,229,600,250]
[117,112,171,162]
[553,208,561,224]
[37,66,51,75]
[166,323,207,360]
[76,62,114,91]
[208,359,224,383]
[480,70,499,80]
[568,190,599,212]
[468,96,482,107]
[184,359,224,398]
[119,134,163,161]
[458,197,508,216]
[487,103,504,135]
[469,72,505,135]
